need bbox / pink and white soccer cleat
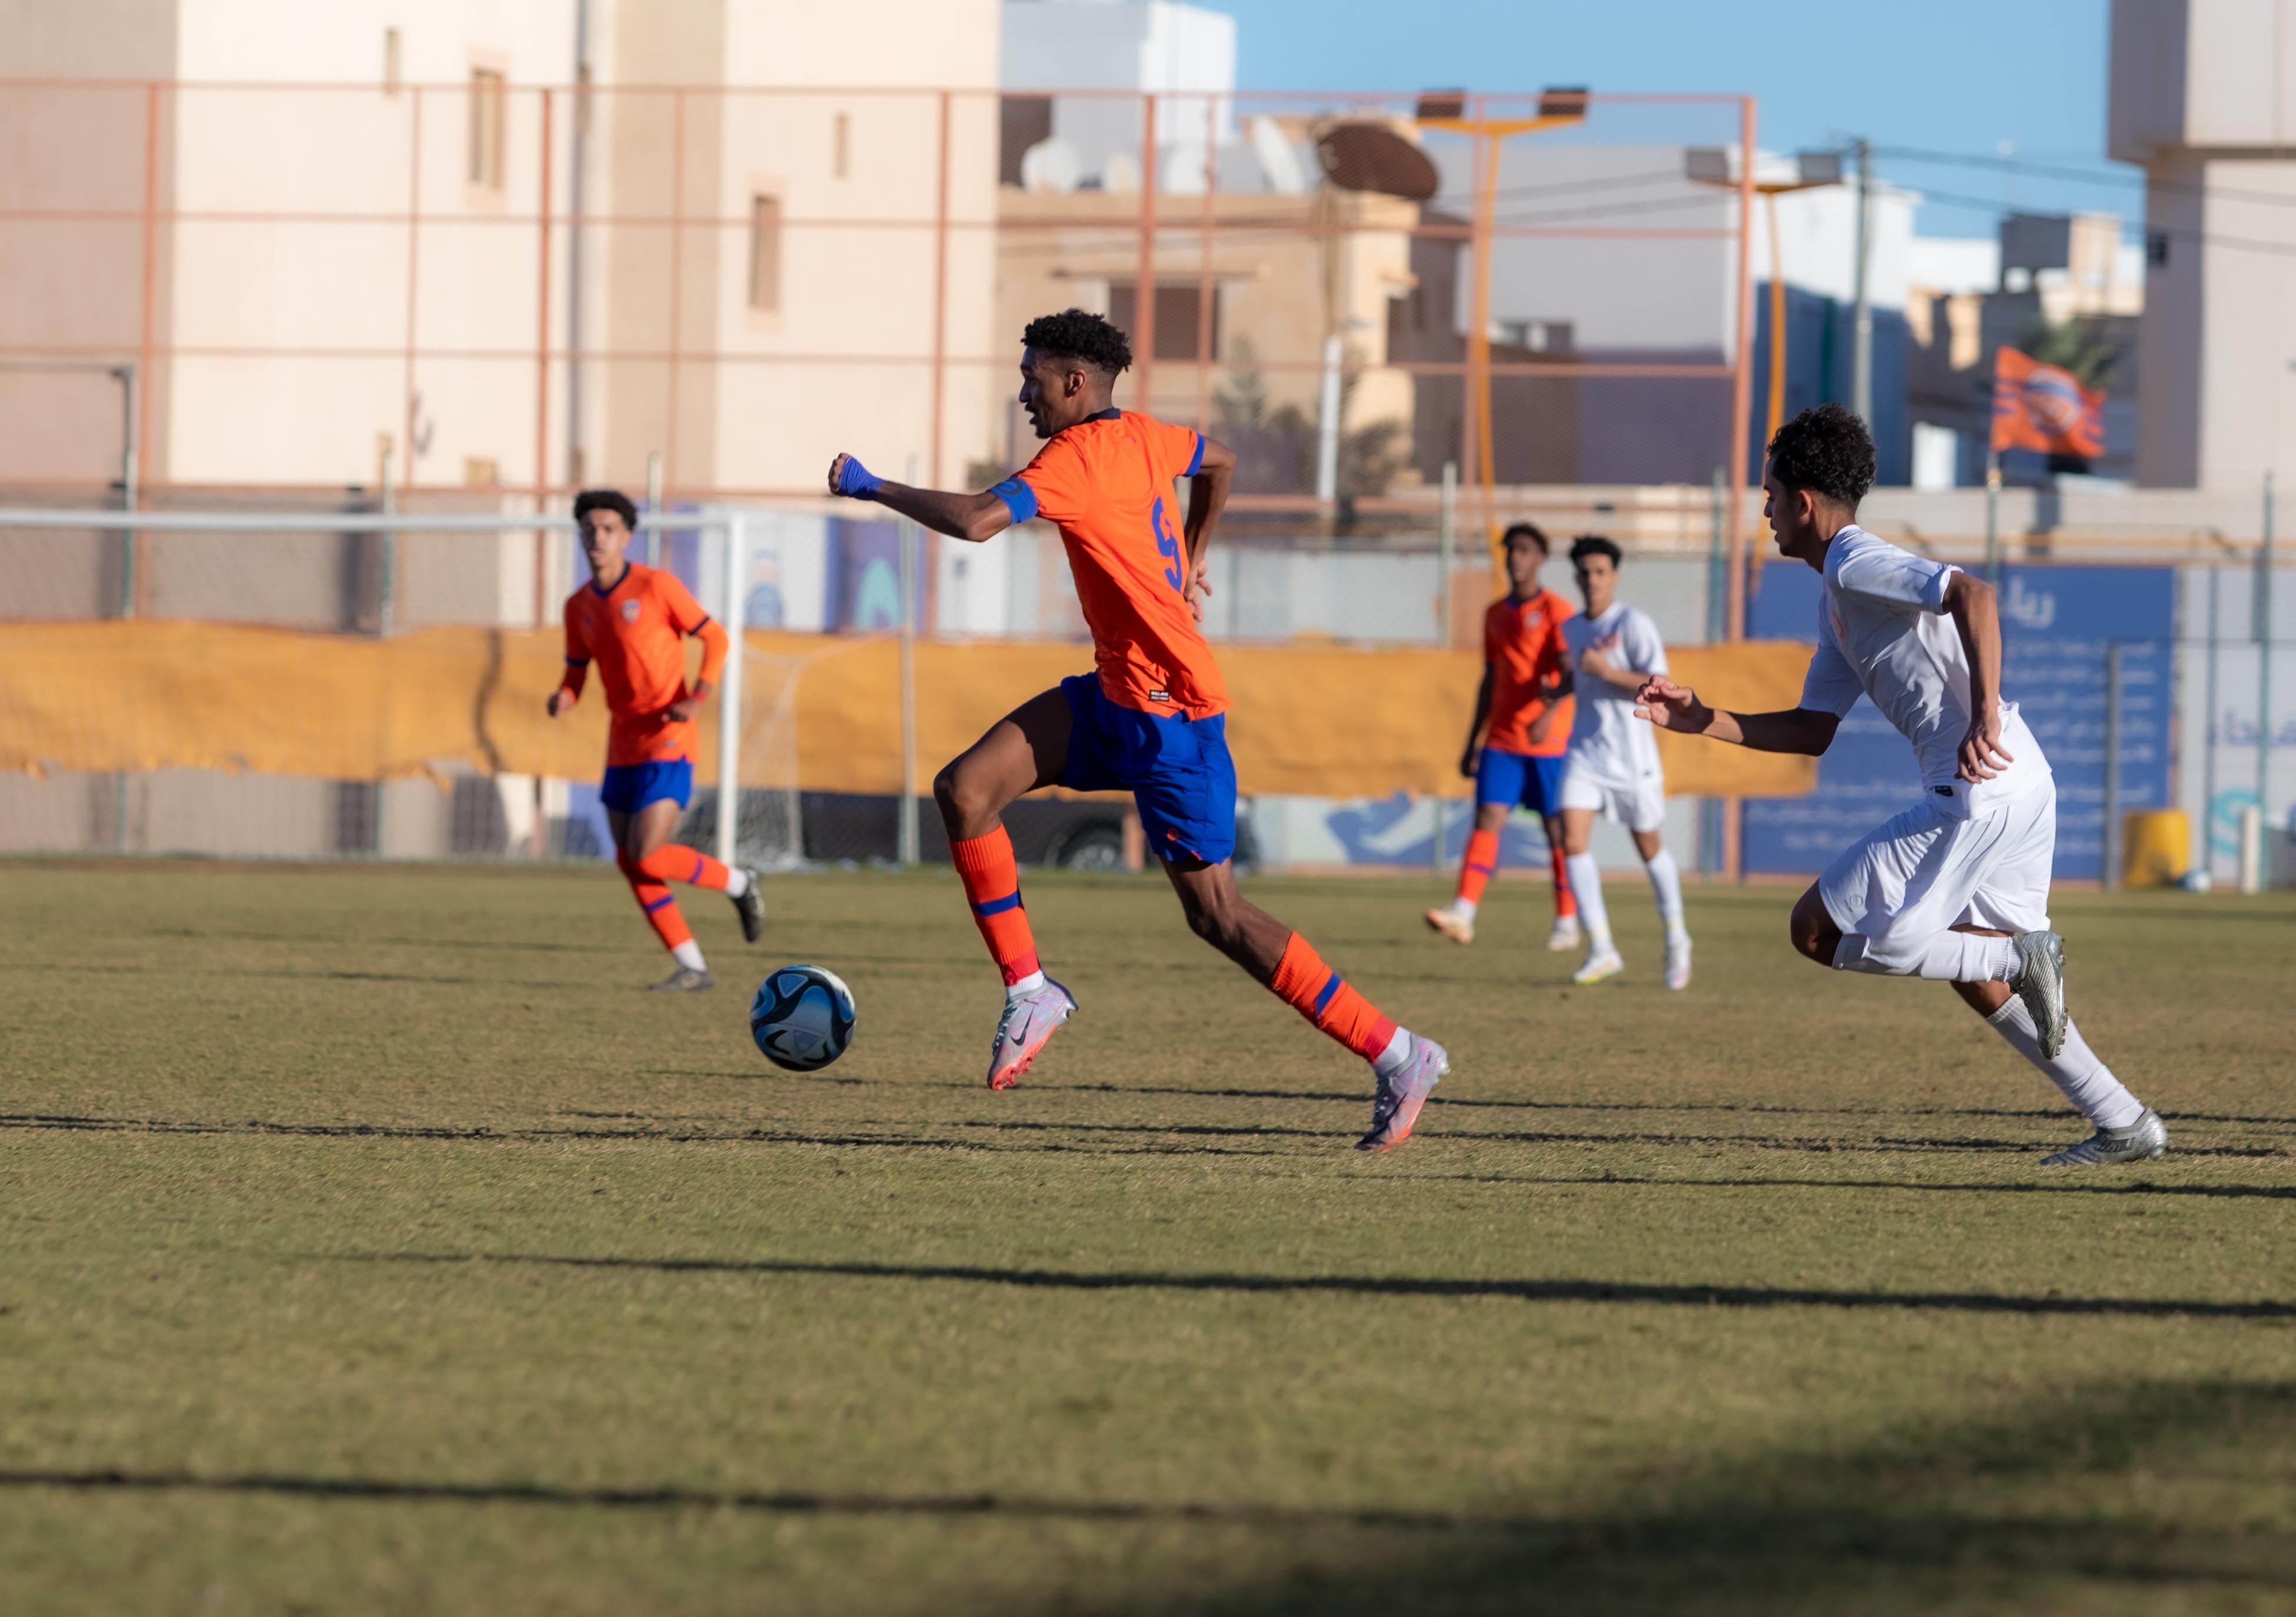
[1423,905,1475,944]
[1354,1036,1449,1152]
[985,978,1077,1090]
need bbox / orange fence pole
[1194,94,1216,431]
[1132,92,1157,411]
[135,81,160,513]
[399,86,421,497]
[664,87,686,493]
[929,89,950,488]
[533,86,554,503]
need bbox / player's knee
[932,762,982,827]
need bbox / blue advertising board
[1744,561,2174,882]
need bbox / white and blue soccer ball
[749,964,856,1072]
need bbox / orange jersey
[1482,588,1575,756]
[561,562,724,767]
[1005,408,1225,719]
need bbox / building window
[1108,282,1221,362]
[748,194,782,312]
[468,68,506,189]
[999,97,1052,187]
[832,112,849,179]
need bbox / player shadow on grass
[353,1251,2296,1320]
[7,1380,2292,1613]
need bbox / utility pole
[1851,137,1873,424]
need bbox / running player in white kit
[1633,404,2167,1167]
[1556,536,1692,989]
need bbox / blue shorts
[1059,674,1237,866]
[599,758,693,814]
[1475,747,1565,816]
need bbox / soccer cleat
[649,964,715,992]
[1424,906,1475,944]
[2011,929,2068,1060]
[2041,1108,2169,1167]
[987,978,1077,1090]
[1355,1037,1448,1152]
[1547,914,1582,951]
[1664,933,1692,991]
[731,867,767,943]
[1570,949,1625,986]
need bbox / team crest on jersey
[621,598,641,623]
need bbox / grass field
[2,857,2292,1615]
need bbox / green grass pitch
[2,858,2292,1614]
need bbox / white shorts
[1821,778,2055,972]
[1558,756,1667,833]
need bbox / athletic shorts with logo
[1821,775,2056,973]
[1059,673,1237,866]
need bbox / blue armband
[833,455,882,499]
[990,476,1038,525]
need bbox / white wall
[1000,0,1235,183]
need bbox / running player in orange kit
[1424,521,1580,950]
[548,488,765,991]
[827,310,1448,1150]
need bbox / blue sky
[1214,0,2138,239]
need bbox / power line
[1913,182,2296,261]
[1878,141,2296,214]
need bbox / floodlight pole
[1851,137,1874,425]
[1415,95,1587,577]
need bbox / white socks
[1986,999,2145,1129]
[1007,969,1047,1001]
[671,939,707,972]
[1832,930,2022,983]
[1565,852,1612,951]
[1451,896,1479,921]
[1372,1026,1414,1079]
[723,866,751,899]
[1645,848,1687,939]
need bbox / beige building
[2111,0,2296,487]
[992,181,1420,478]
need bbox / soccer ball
[749,964,856,1072]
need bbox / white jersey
[1562,601,1667,787]
[1800,525,2050,819]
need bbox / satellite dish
[1316,122,1439,202]
[1019,137,1080,195]
[1249,115,1308,195]
[1101,150,1141,195]
[1161,141,1211,195]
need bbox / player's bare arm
[1941,570,2014,782]
[1634,677,1840,755]
[1180,435,1236,618]
[1459,664,1494,776]
[825,453,1012,543]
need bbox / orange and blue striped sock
[618,849,694,956]
[1270,931,1401,1067]
[1548,839,1577,919]
[949,826,1042,988]
[638,843,732,892]
[1455,827,1500,911]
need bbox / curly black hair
[1501,521,1549,555]
[1022,308,1133,377]
[1765,402,1875,509]
[1569,534,1622,567]
[573,487,639,529]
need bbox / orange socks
[1455,827,1499,908]
[617,849,693,951]
[1270,931,1398,1063]
[636,844,732,892]
[950,826,1042,987]
[1548,839,1577,918]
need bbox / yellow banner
[0,621,1817,800]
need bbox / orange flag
[1991,345,2104,459]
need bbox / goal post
[0,504,800,868]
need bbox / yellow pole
[1764,189,1787,447]
[1472,129,1502,574]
